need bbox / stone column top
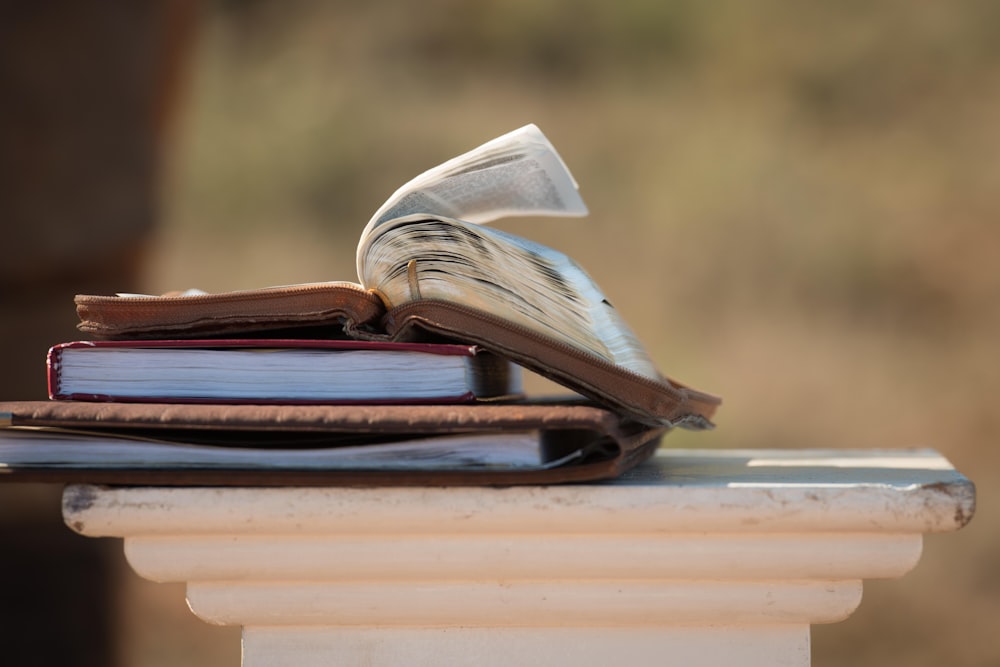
[63,448,974,538]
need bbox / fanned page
[357,124,588,276]
[361,217,661,380]
[356,124,660,381]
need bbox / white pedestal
[63,448,974,667]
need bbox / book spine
[46,345,63,400]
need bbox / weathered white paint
[122,532,923,582]
[186,579,864,627]
[62,448,975,667]
[241,626,811,667]
[62,448,974,537]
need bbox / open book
[74,125,719,428]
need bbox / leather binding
[75,283,384,339]
[0,401,665,486]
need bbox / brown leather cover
[0,400,666,486]
[383,300,720,428]
[75,283,385,339]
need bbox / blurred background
[2,0,997,664]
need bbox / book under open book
[47,339,519,403]
[73,124,720,428]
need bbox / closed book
[0,401,665,486]
[47,339,520,404]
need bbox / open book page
[357,124,588,277]
[0,428,584,471]
[359,216,660,380]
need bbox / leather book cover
[0,401,666,486]
[74,282,385,339]
[382,300,720,428]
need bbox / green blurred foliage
[140,3,999,665]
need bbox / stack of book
[0,125,720,485]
